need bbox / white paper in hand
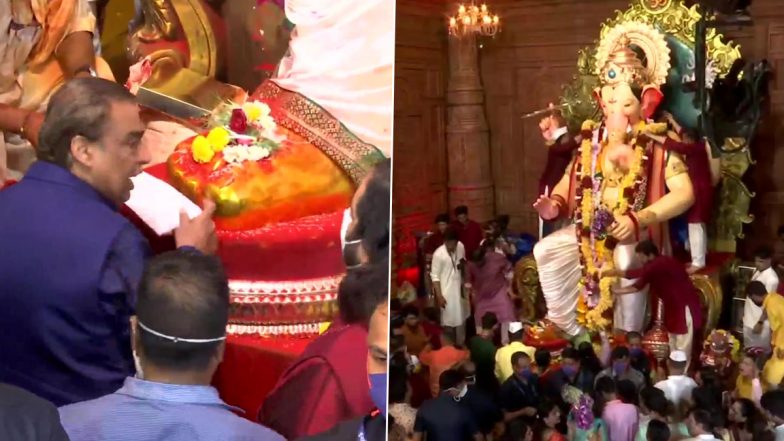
[126,172,202,235]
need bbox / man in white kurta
[743,247,780,351]
[431,235,469,346]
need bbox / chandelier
[448,3,500,38]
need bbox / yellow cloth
[762,294,784,386]
[735,375,766,401]
[494,341,536,383]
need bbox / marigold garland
[573,119,665,331]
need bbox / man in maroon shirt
[537,106,581,237]
[603,240,703,370]
[451,206,483,259]
[644,113,718,273]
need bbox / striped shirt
[59,376,284,441]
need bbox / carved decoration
[446,32,495,222]
[513,255,546,322]
[692,272,723,335]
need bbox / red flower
[229,108,248,133]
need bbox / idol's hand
[533,195,559,220]
[609,215,635,242]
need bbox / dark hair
[640,386,665,409]
[596,376,617,396]
[496,215,510,230]
[454,205,468,216]
[778,225,784,237]
[509,327,524,342]
[617,379,639,406]
[561,347,580,363]
[352,159,390,264]
[538,400,559,420]
[136,250,229,371]
[389,364,408,403]
[733,398,760,433]
[691,386,723,417]
[423,306,440,322]
[578,341,602,375]
[690,408,716,433]
[761,390,784,420]
[697,366,720,389]
[746,280,768,297]
[754,245,773,260]
[439,369,464,391]
[681,127,700,143]
[511,351,530,367]
[444,227,459,243]
[635,240,660,257]
[401,305,420,319]
[435,213,450,224]
[627,331,642,341]
[646,419,671,441]
[38,78,137,168]
[390,314,405,330]
[481,312,498,329]
[535,349,552,369]
[338,259,389,326]
[647,392,671,417]
[390,298,402,313]
[611,345,630,361]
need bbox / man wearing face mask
[543,347,595,404]
[457,362,504,439]
[627,332,654,384]
[259,261,389,439]
[595,346,646,392]
[299,298,389,441]
[413,369,484,441]
[499,352,541,439]
[59,250,283,441]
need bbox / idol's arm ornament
[633,154,695,228]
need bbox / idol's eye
[608,69,617,79]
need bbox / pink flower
[125,57,152,95]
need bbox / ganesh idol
[532,22,695,337]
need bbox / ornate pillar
[446,31,495,222]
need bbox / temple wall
[393,0,784,264]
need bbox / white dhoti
[669,306,695,371]
[533,224,648,335]
[533,225,583,336]
[612,242,648,333]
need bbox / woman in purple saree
[467,240,516,344]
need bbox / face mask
[630,347,643,357]
[133,350,144,380]
[613,360,628,376]
[521,368,533,380]
[562,365,577,377]
[451,384,468,402]
[368,373,387,418]
[465,375,476,385]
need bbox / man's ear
[70,135,94,167]
[129,316,139,353]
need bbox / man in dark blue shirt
[413,369,483,441]
[0,78,216,406]
[543,347,595,407]
[499,352,540,440]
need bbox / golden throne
[127,0,292,111]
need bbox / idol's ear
[641,85,664,120]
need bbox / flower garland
[190,100,286,164]
[573,120,661,331]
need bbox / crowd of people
[390,212,784,441]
